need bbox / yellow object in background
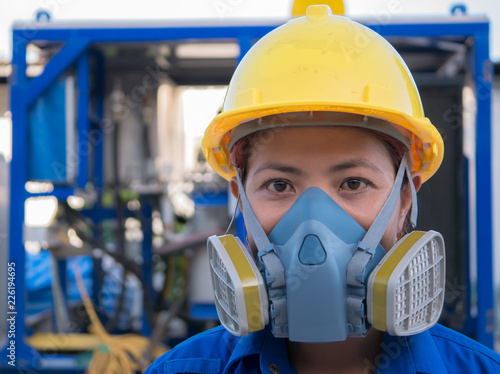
[28,264,167,374]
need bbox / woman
[146,5,500,373]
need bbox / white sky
[0,0,499,62]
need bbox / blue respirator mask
[207,153,445,343]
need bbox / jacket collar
[227,326,447,374]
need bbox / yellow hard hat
[202,5,444,183]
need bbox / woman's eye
[341,179,368,191]
[267,180,291,193]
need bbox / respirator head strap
[345,152,415,335]
[360,151,411,251]
[258,246,288,337]
[407,164,418,227]
[235,169,288,336]
[347,153,411,287]
[235,170,272,251]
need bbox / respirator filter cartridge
[367,230,445,335]
[208,235,269,336]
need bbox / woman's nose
[302,182,336,201]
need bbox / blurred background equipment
[0,0,498,372]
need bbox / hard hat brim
[203,102,443,183]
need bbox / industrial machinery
[1,3,495,372]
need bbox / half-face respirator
[207,153,445,343]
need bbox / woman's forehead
[248,126,393,165]
[228,111,412,153]
[257,125,385,147]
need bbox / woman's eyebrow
[328,159,384,174]
[252,161,304,176]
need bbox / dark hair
[230,126,414,237]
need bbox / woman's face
[231,126,420,252]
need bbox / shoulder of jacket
[429,324,500,366]
[145,326,239,374]
[169,325,238,358]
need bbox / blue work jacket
[144,323,500,373]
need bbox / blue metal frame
[76,51,91,190]
[92,49,106,189]
[471,24,494,347]
[25,38,91,107]
[2,15,493,372]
